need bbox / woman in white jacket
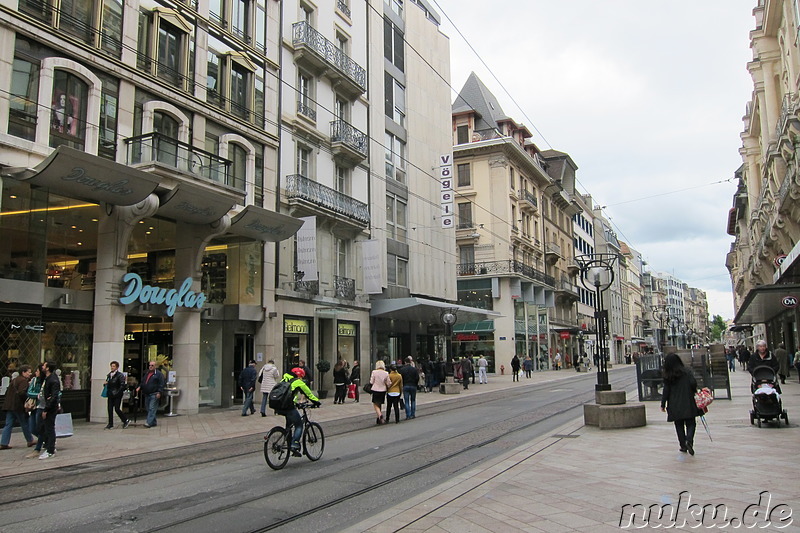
[258,359,280,417]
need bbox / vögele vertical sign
[440,154,454,228]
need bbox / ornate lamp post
[651,305,667,353]
[575,253,618,391]
[441,310,457,375]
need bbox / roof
[452,72,510,131]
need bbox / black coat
[105,371,127,399]
[399,364,419,387]
[748,351,780,375]
[661,367,701,422]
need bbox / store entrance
[232,333,254,403]
[124,318,173,386]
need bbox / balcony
[457,260,554,286]
[294,270,319,295]
[520,190,538,212]
[297,100,316,122]
[330,120,367,164]
[292,21,366,98]
[284,174,369,226]
[334,275,356,300]
[336,0,351,18]
[544,241,563,265]
[125,133,236,189]
[555,275,579,303]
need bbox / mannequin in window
[51,93,74,134]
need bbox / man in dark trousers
[398,357,419,419]
[239,359,257,416]
[460,355,473,390]
[136,361,165,428]
[39,361,60,460]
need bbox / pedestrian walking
[726,347,736,372]
[39,361,60,460]
[477,354,488,384]
[298,360,313,388]
[554,352,562,370]
[510,355,521,382]
[386,365,403,423]
[748,340,780,377]
[460,356,473,390]
[0,364,34,450]
[104,361,130,429]
[332,360,349,404]
[136,360,165,428]
[258,359,280,416]
[369,360,391,425]
[423,358,435,392]
[25,364,46,457]
[434,358,446,388]
[794,348,800,383]
[239,359,257,415]
[349,360,361,402]
[660,353,703,455]
[737,346,750,371]
[523,356,533,378]
[398,357,419,419]
[774,343,789,385]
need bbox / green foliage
[316,359,331,374]
[709,315,727,342]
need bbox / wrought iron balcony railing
[285,174,369,225]
[292,21,366,92]
[522,190,538,208]
[297,100,316,121]
[294,270,319,294]
[457,260,555,286]
[330,120,367,158]
[334,275,356,300]
[125,132,234,189]
[337,0,351,18]
[545,242,562,256]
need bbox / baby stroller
[749,366,789,427]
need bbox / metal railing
[125,132,234,188]
[775,92,796,140]
[559,276,579,295]
[285,174,369,225]
[337,0,351,17]
[545,242,561,256]
[330,120,367,157]
[456,222,475,230]
[297,100,316,121]
[522,190,538,208]
[334,275,355,300]
[457,260,554,286]
[294,271,319,294]
[292,21,366,92]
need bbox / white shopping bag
[55,413,74,438]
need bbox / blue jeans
[241,389,255,415]
[283,408,302,449]
[144,393,159,426]
[403,385,417,418]
[261,392,269,415]
[1,410,33,446]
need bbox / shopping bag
[55,413,74,438]
[101,384,108,398]
[695,387,713,413]
[347,384,356,399]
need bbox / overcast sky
[432,0,754,320]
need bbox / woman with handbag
[660,353,703,455]
[332,360,349,404]
[368,360,392,425]
[385,365,403,424]
[104,361,130,429]
[25,364,47,457]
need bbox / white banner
[439,154,454,228]
[296,216,318,281]
[362,239,383,294]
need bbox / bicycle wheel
[303,422,324,461]
[264,427,290,470]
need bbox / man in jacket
[774,343,789,384]
[275,368,320,455]
[0,364,34,450]
[476,354,488,384]
[39,361,60,459]
[460,356,473,390]
[239,359,257,416]
[136,361,165,428]
[258,359,281,417]
[398,357,419,419]
[104,361,130,429]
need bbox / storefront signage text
[439,154,454,228]
[119,273,206,317]
[456,333,479,341]
[62,167,135,196]
[338,323,356,336]
[782,296,798,309]
[284,319,309,334]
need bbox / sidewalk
[0,367,583,477]
[344,369,800,533]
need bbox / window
[456,125,469,144]
[457,202,472,228]
[387,254,407,286]
[229,62,249,118]
[386,195,407,242]
[98,73,119,160]
[231,0,250,42]
[157,22,182,85]
[230,143,247,190]
[335,238,347,276]
[385,132,406,182]
[297,144,312,177]
[459,245,475,265]
[388,0,403,17]
[297,71,315,120]
[8,58,39,141]
[384,73,405,125]
[137,10,192,90]
[21,0,123,57]
[336,165,349,194]
[153,111,179,166]
[509,168,515,190]
[383,17,404,71]
[301,3,313,25]
[336,32,348,54]
[254,151,264,207]
[50,70,89,151]
[334,96,349,121]
[457,163,470,187]
[207,37,258,121]
[207,49,223,106]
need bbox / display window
[337,321,358,364]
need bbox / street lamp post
[441,310,457,379]
[575,253,618,392]
[651,305,667,354]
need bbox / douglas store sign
[119,273,207,316]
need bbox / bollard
[500,365,505,375]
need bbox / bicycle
[263,403,324,470]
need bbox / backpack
[269,377,297,411]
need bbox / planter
[316,390,328,399]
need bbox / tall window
[157,22,182,85]
[509,168,515,190]
[457,163,470,187]
[384,73,405,125]
[334,96,348,121]
[21,0,122,57]
[50,70,89,151]
[386,194,407,242]
[336,165,349,194]
[383,17,404,71]
[456,125,469,144]
[8,58,39,142]
[387,254,407,286]
[230,143,247,190]
[153,111,179,166]
[297,71,315,120]
[389,0,403,17]
[335,238,347,276]
[231,0,250,41]
[385,132,406,182]
[457,202,472,228]
[207,49,223,107]
[296,145,311,177]
[459,245,475,265]
[98,74,119,160]
[230,63,249,118]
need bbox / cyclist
[276,367,320,456]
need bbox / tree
[709,315,727,343]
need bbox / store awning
[228,205,304,242]
[370,297,501,324]
[453,320,495,333]
[734,283,800,324]
[2,146,160,206]
[157,183,237,225]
